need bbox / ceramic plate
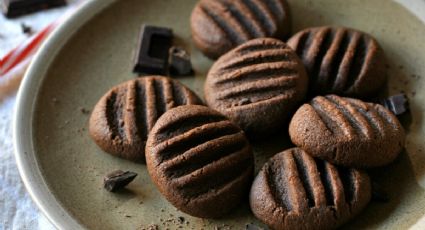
[14,0,425,229]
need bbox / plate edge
[13,0,117,229]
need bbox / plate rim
[13,0,117,229]
[12,0,425,229]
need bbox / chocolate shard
[133,25,173,75]
[379,93,408,116]
[21,23,33,35]
[2,0,67,18]
[103,170,137,192]
[169,46,193,76]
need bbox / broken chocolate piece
[21,23,33,35]
[103,170,137,192]
[379,93,408,116]
[2,0,67,18]
[133,25,173,75]
[169,46,193,76]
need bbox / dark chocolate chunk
[103,170,137,192]
[21,23,33,35]
[2,0,67,18]
[169,46,193,76]
[379,93,409,116]
[133,25,173,75]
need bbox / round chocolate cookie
[289,95,405,168]
[145,105,254,218]
[287,26,386,98]
[89,76,202,162]
[191,0,290,59]
[204,38,308,138]
[250,148,371,230]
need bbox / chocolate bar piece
[103,170,137,192]
[169,46,193,76]
[379,93,408,116]
[133,25,173,75]
[2,0,67,18]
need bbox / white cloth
[0,1,81,229]
[0,94,55,230]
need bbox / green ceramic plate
[14,0,425,229]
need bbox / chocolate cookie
[191,0,290,59]
[204,38,308,138]
[287,26,386,98]
[289,95,405,168]
[89,76,202,162]
[145,105,254,218]
[250,148,371,230]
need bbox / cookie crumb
[80,107,90,114]
[178,216,185,224]
[142,224,159,230]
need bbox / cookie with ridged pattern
[191,0,291,59]
[250,148,371,230]
[146,105,254,218]
[89,76,203,162]
[287,26,386,98]
[289,95,405,168]
[205,38,308,138]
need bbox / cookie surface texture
[89,76,203,162]
[145,105,254,218]
[205,38,308,138]
[289,95,405,168]
[287,26,386,98]
[250,148,371,230]
[191,0,291,59]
